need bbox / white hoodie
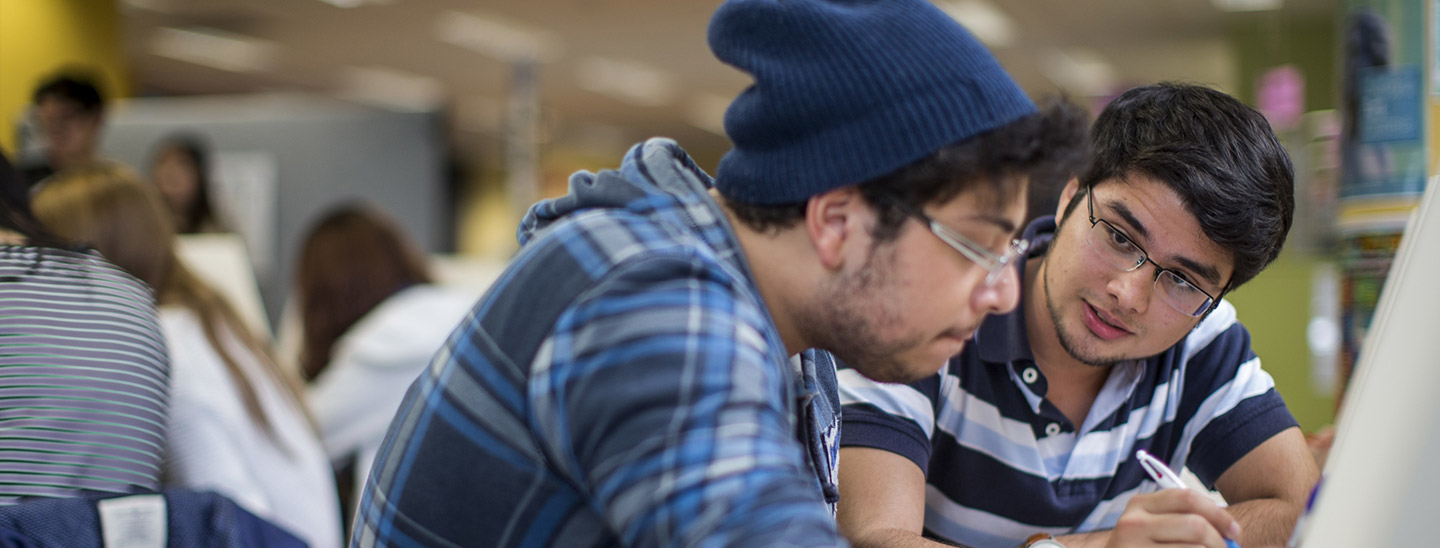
[306,284,478,489]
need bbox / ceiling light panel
[315,0,396,7]
[574,57,677,107]
[1211,0,1283,12]
[686,93,730,136]
[435,10,563,64]
[934,0,1017,48]
[336,66,445,112]
[148,27,279,73]
[1038,49,1117,97]
[121,0,174,13]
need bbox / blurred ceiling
[118,0,1338,168]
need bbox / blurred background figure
[295,204,477,518]
[0,150,170,505]
[1340,7,1392,194]
[150,133,225,234]
[18,69,107,186]
[32,164,341,548]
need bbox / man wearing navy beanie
[352,1,1089,546]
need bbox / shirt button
[1045,423,1062,436]
[1022,367,1039,384]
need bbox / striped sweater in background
[0,245,170,504]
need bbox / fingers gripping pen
[1135,449,1242,548]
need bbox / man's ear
[1055,177,1081,222]
[805,186,864,271]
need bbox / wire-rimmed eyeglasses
[1084,191,1226,317]
[880,194,1029,287]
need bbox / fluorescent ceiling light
[1211,0,1282,12]
[315,0,395,7]
[1039,49,1117,97]
[686,93,730,136]
[935,0,1016,48]
[574,57,676,107]
[148,27,279,73]
[436,11,563,63]
[336,66,445,112]
[121,0,173,13]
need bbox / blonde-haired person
[33,164,341,548]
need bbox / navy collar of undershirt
[975,215,1057,366]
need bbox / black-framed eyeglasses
[880,194,1029,287]
[1085,191,1226,317]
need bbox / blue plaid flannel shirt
[351,139,845,547]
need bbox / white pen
[1135,449,1240,547]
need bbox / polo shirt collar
[975,216,1057,366]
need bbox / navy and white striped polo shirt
[837,216,1297,548]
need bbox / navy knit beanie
[709,0,1036,204]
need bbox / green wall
[1230,14,1339,113]
[1226,255,1335,432]
[1223,13,1342,433]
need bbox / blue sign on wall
[1359,65,1422,144]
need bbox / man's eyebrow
[1110,200,1222,286]
[1109,201,1150,241]
[1171,256,1222,286]
[960,214,1016,235]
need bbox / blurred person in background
[295,204,476,520]
[19,69,109,187]
[0,151,171,505]
[149,133,226,234]
[33,164,342,548]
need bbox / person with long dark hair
[295,204,476,514]
[149,134,224,234]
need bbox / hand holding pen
[1100,449,1242,548]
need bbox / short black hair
[1064,82,1294,290]
[33,70,105,114]
[725,97,1091,241]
